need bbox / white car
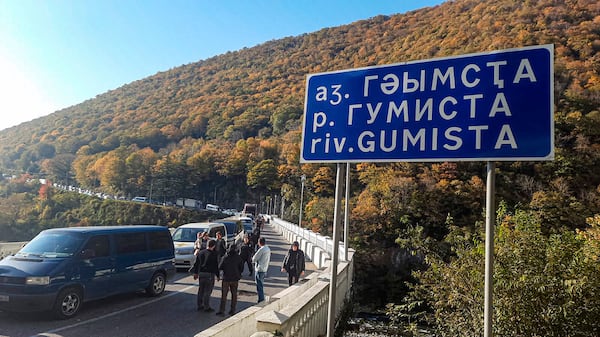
[215,219,245,248]
[171,222,227,270]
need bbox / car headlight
[26,276,50,285]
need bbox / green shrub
[391,207,600,336]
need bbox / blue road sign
[300,45,554,163]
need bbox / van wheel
[146,272,166,296]
[53,287,82,319]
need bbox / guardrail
[273,218,352,269]
[196,217,354,337]
[0,242,26,259]
[261,217,354,337]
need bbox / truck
[176,198,203,210]
[242,203,257,217]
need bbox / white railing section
[256,280,330,337]
[273,218,350,269]
[196,216,354,337]
[197,272,322,337]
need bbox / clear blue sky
[0,0,445,131]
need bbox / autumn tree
[270,103,303,135]
[124,147,158,195]
[152,155,189,201]
[93,150,127,193]
[39,153,75,183]
[311,166,335,197]
[247,159,281,202]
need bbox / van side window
[149,231,172,251]
[209,227,224,237]
[83,235,110,257]
[116,233,147,254]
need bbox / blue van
[0,225,175,319]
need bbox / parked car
[171,222,226,270]
[0,225,175,319]
[238,216,254,235]
[131,196,148,202]
[222,209,237,216]
[205,203,220,212]
[215,220,244,247]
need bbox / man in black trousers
[189,239,220,312]
[215,231,227,258]
[281,241,306,286]
[216,245,243,316]
[238,235,254,276]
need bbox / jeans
[197,275,215,310]
[255,271,266,303]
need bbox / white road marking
[32,285,196,337]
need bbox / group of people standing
[189,219,306,316]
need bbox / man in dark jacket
[281,241,306,286]
[238,235,254,276]
[251,226,261,251]
[189,239,220,312]
[215,231,227,258]
[216,245,244,316]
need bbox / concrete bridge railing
[272,218,353,270]
[197,216,354,337]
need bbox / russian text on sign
[301,45,553,163]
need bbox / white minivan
[205,204,220,212]
[170,222,226,269]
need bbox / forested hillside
[1,0,598,211]
[1,0,600,334]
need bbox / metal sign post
[300,45,554,337]
[344,162,350,262]
[484,161,496,337]
[327,163,345,337]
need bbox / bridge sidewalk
[209,221,318,313]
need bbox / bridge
[200,217,355,337]
[0,217,354,337]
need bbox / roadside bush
[390,206,600,336]
[0,182,215,241]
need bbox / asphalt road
[0,223,310,337]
